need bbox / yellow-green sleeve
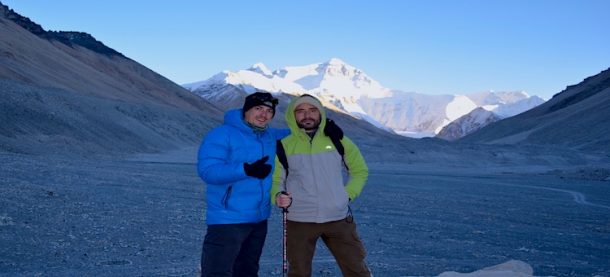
[342,137,369,200]
[271,155,286,205]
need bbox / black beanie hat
[243,92,278,115]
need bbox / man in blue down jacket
[197,92,289,276]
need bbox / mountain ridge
[0,2,123,57]
[0,2,223,155]
[185,59,544,138]
[461,67,610,153]
[1,1,414,158]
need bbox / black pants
[201,220,268,277]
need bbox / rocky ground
[1,150,609,276]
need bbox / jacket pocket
[221,185,233,209]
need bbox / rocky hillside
[461,68,610,153]
[436,108,501,141]
[0,2,223,155]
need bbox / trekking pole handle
[278,191,292,210]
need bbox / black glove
[244,156,271,179]
[324,118,344,141]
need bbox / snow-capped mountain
[436,108,502,141]
[462,67,610,152]
[433,92,545,140]
[184,58,544,138]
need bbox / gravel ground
[0,152,609,276]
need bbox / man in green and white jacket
[272,94,371,277]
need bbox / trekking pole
[282,207,288,277]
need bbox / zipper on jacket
[221,185,232,209]
[257,132,265,218]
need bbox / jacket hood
[285,95,327,134]
[224,108,253,132]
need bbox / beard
[297,117,321,131]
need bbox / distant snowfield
[1,149,609,276]
[185,59,545,139]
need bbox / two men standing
[197,92,370,276]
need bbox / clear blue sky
[3,0,609,99]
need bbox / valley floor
[0,151,609,276]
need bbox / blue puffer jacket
[197,109,289,225]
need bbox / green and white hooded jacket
[271,95,369,223]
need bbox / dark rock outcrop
[1,2,123,57]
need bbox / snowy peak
[446,95,478,122]
[327,57,347,66]
[436,108,502,141]
[467,90,532,106]
[318,58,358,78]
[184,59,545,138]
[489,95,545,118]
[312,59,389,98]
[462,67,610,151]
[248,63,273,77]
[186,58,391,99]
[182,71,231,91]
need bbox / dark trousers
[286,218,371,277]
[201,220,268,277]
